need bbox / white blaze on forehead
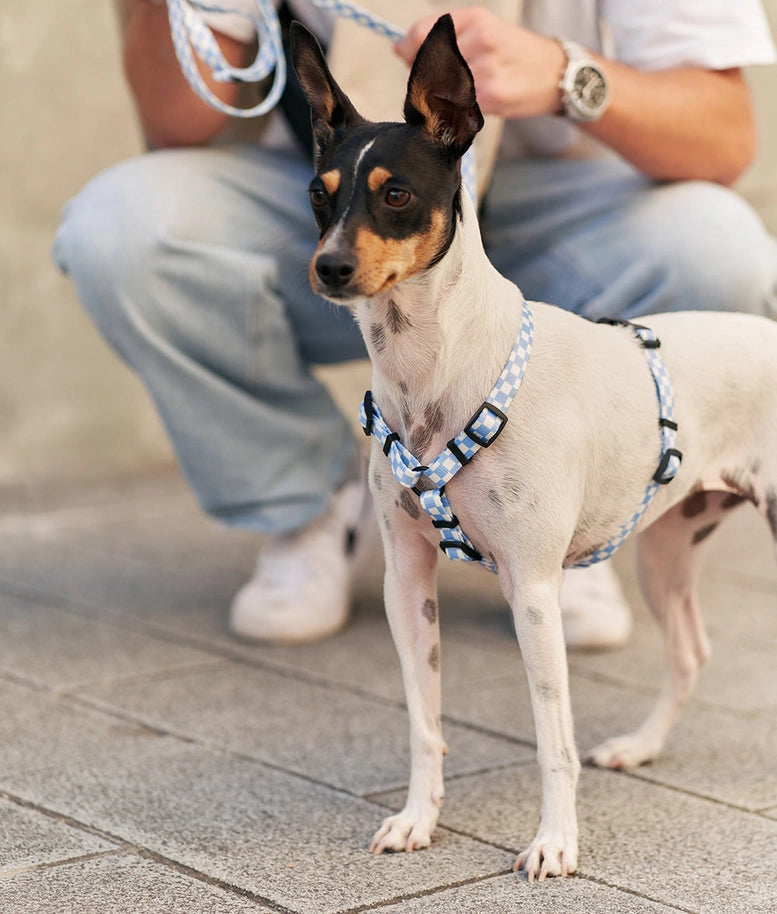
[319,137,377,254]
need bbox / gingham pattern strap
[360,300,534,572]
[573,321,682,568]
[425,301,534,487]
[166,0,286,118]
[164,0,478,199]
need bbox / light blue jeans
[53,143,777,534]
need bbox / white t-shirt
[196,0,776,155]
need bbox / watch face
[572,65,607,110]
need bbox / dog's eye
[385,188,411,208]
[309,188,328,208]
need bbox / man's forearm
[580,56,757,187]
[123,0,252,148]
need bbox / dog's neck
[353,190,525,445]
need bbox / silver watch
[558,39,610,122]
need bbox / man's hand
[395,7,565,120]
[396,5,756,186]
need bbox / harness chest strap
[360,308,683,572]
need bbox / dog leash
[164,0,478,198]
[361,308,682,573]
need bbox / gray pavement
[1,471,776,913]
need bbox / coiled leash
[164,0,478,198]
[361,309,682,572]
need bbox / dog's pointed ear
[290,21,365,160]
[403,14,484,157]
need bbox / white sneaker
[559,561,632,650]
[229,477,370,643]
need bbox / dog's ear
[403,14,484,157]
[290,22,365,161]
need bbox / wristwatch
[558,39,610,122]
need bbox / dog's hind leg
[588,491,741,769]
[370,530,446,855]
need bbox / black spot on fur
[536,681,560,703]
[525,605,544,625]
[425,404,444,434]
[422,598,438,623]
[681,491,708,518]
[692,522,718,545]
[428,643,440,672]
[398,488,420,519]
[399,381,409,395]
[370,322,387,352]
[387,299,411,333]
[488,488,504,511]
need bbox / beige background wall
[1,2,776,490]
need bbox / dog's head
[290,14,484,302]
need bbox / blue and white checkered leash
[165,0,478,198]
[361,310,682,572]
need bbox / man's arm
[396,6,757,187]
[122,0,254,148]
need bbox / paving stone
[0,593,221,690]
[77,660,529,796]
[366,871,676,913]
[0,798,116,874]
[0,853,274,914]
[2,740,513,914]
[374,764,777,914]
[0,680,166,779]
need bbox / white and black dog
[291,15,777,880]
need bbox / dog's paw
[586,733,658,770]
[369,811,435,854]
[515,833,578,882]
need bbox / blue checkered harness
[164,0,478,199]
[361,310,682,573]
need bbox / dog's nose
[315,253,357,290]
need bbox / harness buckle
[439,540,483,562]
[464,401,509,448]
[362,391,374,437]
[653,447,683,485]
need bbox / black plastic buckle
[362,390,374,437]
[464,401,509,448]
[596,317,660,349]
[432,514,460,529]
[653,447,683,484]
[439,540,483,561]
[382,432,400,456]
[446,438,472,467]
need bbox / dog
[290,15,777,881]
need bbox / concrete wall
[2,2,776,489]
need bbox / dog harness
[360,306,683,572]
[164,0,478,199]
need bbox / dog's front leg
[370,528,445,854]
[509,573,580,881]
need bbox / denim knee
[645,181,777,317]
[53,156,177,352]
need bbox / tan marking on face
[349,209,448,296]
[367,166,392,192]
[320,170,341,195]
